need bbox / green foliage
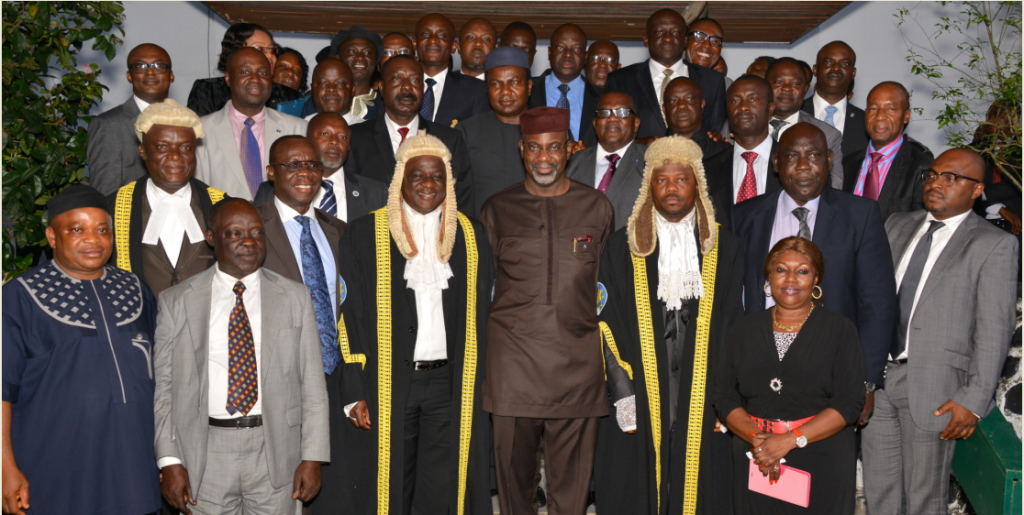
[896,2,1022,189]
[2,2,125,280]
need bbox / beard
[531,168,558,185]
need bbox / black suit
[703,139,782,229]
[801,98,869,158]
[605,59,727,139]
[527,70,601,147]
[347,114,475,211]
[253,171,388,222]
[842,135,933,223]
[429,69,491,128]
[731,187,897,385]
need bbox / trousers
[192,426,298,515]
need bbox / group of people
[3,8,1020,515]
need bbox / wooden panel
[203,1,850,44]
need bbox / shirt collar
[925,209,971,233]
[274,195,314,222]
[385,113,419,133]
[424,67,449,88]
[868,134,904,155]
[776,110,801,126]
[546,71,586,90]
[133,95,152,113]
[779,189,822,214]
[228,102,266,124]
[812,92,847,114]
[649,58,687,77]
[736,133,774,156]
[146,178,192,202]
[214,262,261,291]
[596,140,633,164]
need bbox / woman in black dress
[714,237,866,514]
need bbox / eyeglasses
[587,56,619,66]
[128,63,172,74]
[383,48,412,58]
[249,44,279,57]
[595,107,635,119]
[687,31,723,48]
[524,142,566,155]
[921,169,980,186]
[270,161,323,173]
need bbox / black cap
[330,25,384,64]
[46,184,108,223]
[315,45,331,63]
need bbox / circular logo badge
[597,282,608,315]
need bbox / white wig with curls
[387,132,458,263]
[134,99,204,141]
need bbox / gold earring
[812,285,823,300]
[763,282,772,297]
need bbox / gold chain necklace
[772,302,814,332]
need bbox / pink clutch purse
[747,459,812,507]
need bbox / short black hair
[817,40,856,63]
[218,23,274,73]
[661,77,703,104]
[690,17,724,34]
[600,88,637,111]
[797,59,813,79]
[268,135,313,163]
[754,56,778,67]
[502,21,536,38]
[765,57,804,80]
[730,74,774,103]
[207,197,253,231]
[277,47,310,94]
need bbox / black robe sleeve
[337,216,374,407]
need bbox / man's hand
[349,400,372,430]
[568,140,585,157]
[161,464,196,515]
[936,400,980,440]
[858,391,875,426]
[1,461,30,515]
[707,131,731,143]
[292,460,322,502]
[999,207,1021,234]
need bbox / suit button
[171,274,180,284]
[672,367,680,373]
[409,326,416,333]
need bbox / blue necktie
[556,83,570,110]
[296,216,341,374]
[240,118,263,198]
[420,77,437,121]
[319,179,338,217]
[823,105,839,128]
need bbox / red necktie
[863,152,883,200]
[736,151,758,203]
[398,127,410,146]
[597,153,620,194]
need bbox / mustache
[396,93,418,102]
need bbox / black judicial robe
[594,225,745,515]
[328,209,495,515]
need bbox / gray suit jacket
[86,97,147,195]
[885,210,1018,430]
[153,266,330,493]
[195,104,308,200]
[565,142,647,230]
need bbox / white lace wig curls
[134,99,204,142]
[627,135,717,257]
[387,132,458,263]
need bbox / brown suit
[107,177,220,297]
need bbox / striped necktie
[319,179,338,217]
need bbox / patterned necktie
[556,83,571,110]
[736,151,759,203]
[863,152,884,200]
[770,119,788,141]
[891,221,945,359]
[823,105,839,128]
[227,282,258,415]
[240,118,263,198]
[397,127,410,148]
[420,77,437,121]
[319,179,338,217]
[659,69,674,124]
[792,207,812,240]
[296,216,341,375]
[597,153,620,194]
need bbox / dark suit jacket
[87,97,147,195]
[605,59,728,139]
[346,114,474,211]
[971,140,1022,218]
[564,141,647,230]
[528,69,601,147]
[703,139,782,230]
[252,171,388,222]
[842,134,933,223]
[431,69,491,129]
[731,187,897,385]
[801,98,869,158]
[255,200,347,312]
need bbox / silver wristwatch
[864,382,878,393]
[793,429,808,448]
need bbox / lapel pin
[352,190,360,197]
[276,129,281,133]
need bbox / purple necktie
[597,153,620,194]
[864,152,883,200]
[240,118,262,198]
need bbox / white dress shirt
[312,168,350,222]
[766,191,821,308]
[423,68,450,122]
[772,111,802,140]
[812,92,848,134]
[304,111,365,127]
[157,264,264,469]
[133,95,151,114]
[594,141,633,187]
[275,197,338,319]
[385,115,421,155]
[893,210,971,360]
[142,180,205,267]
[731,135,774,201]
[649,59,689,102]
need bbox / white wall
[83,1,997,154]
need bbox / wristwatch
[865,382,878,393]
[793,428,808,448]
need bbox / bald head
[549,23,587,83]
[924,148,986,219]
[126,43,173,104]
[646,9,687,66]
[226,47,272,113]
